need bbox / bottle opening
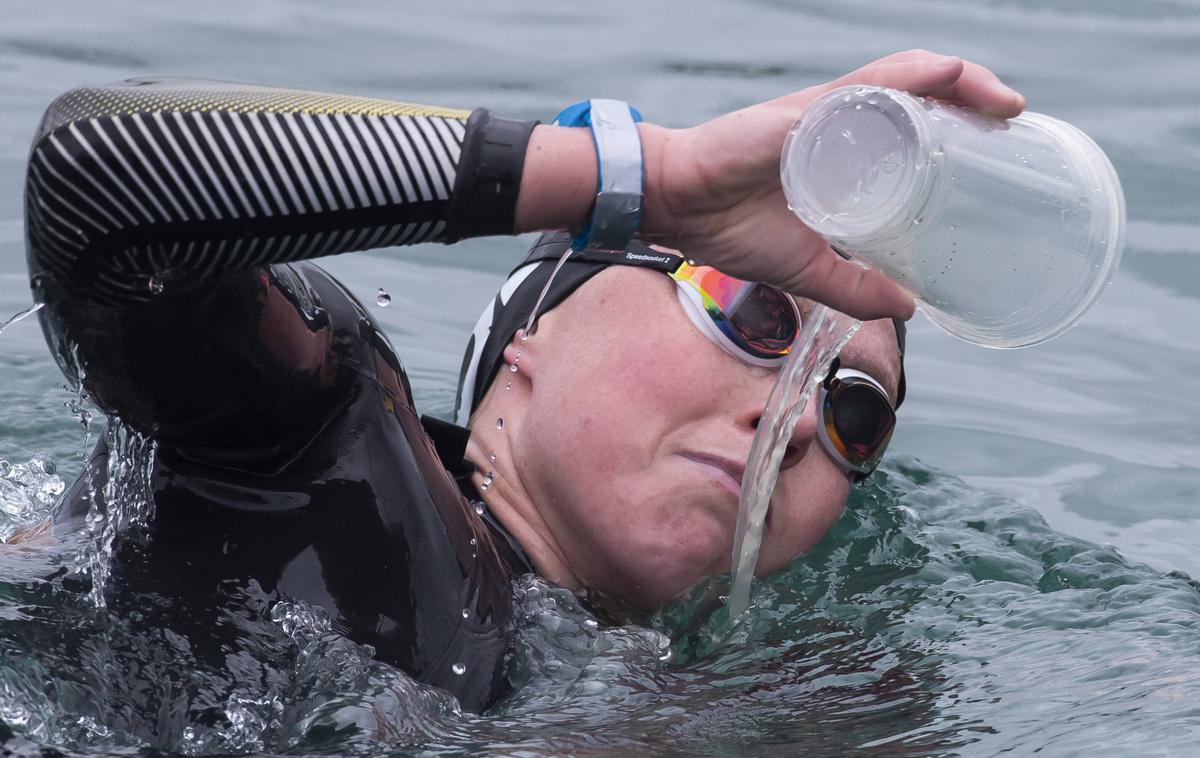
[782,87,934,248]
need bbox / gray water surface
[2,1,1199,755]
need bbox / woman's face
[505,266,902,610]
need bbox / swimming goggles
[817,358,896,481]
[673,267,895,479]
[669,261,802,367]
[520,238,896,479]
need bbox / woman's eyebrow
[839,342,901,404]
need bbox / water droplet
[148,275,165,295]
[505,381,512,390]
[949,224,957,231]
[489,453,497,463]
[841,129,856,145]
[469,537,477,547]
[520,330,529,342]
[376,288,391,307]
[462,608,470,619]
[496,418,504,430]
[474,502,485,516]
[481,474,493,489]
[509,363,519,373]
[866,95,879,105]
[451,663,466,676]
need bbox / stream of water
[727,306,858,621]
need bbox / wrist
[631,122,673,240]
[514,124,595,234]
[515,121,672,241]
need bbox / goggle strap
[521,233,684,274]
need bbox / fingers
[787,246,916,321]
[920,59,1025,118]
[805,50,1024,120]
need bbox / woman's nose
[741,391,821,472]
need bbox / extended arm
[24,78,537,454]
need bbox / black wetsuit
[24,79,537,712]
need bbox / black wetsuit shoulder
[24,79,536,712]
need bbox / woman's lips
[681,452,746,499]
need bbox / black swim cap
[454,231,906,425]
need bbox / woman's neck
[464,403,579,591]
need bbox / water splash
[266,598,468,753]
[0,455,65,542]
[72,420,158,610]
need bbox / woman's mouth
[681,452,746,499]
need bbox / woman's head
[458,235,903,609]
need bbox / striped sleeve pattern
[24,78,470,304]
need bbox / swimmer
[21,50,1023,712]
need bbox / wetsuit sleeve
[25,78,536,305]
[23,79,536,458]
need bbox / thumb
[788,247,916,321]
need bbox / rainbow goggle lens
[669,262,802,367]
[817,359,896,481]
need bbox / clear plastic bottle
[781,86,1126,348]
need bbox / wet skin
[466,265,901,610]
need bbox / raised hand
[639,50,1025,320]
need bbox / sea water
[2,0,1200,753]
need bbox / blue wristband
[553,99,644,252]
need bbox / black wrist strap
[444,109,539,241]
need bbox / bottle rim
[781,85,943,252]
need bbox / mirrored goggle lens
[680,265,800,359]
[824,378,896,471]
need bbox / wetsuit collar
[420,414,534,576]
